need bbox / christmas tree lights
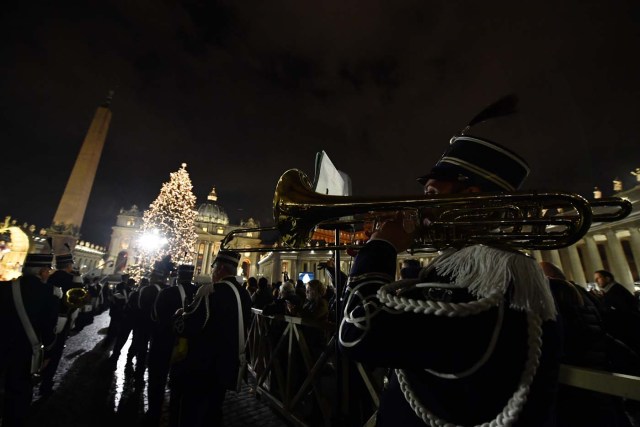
[139,163,198,270]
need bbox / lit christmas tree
[139,163,198,268]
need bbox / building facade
[104,188,262,283]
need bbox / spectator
[541,262,638,427]
[252,277,273,310]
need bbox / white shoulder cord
[395,312,543,427]
[339,274,399,349]
[11,280,44,374]
[221,281,246,364]
[339,250,456,349]
[339,245,549,427]
[174,290,206,334]
[177,283,186,309]
[150,284,162,321]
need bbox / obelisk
[49,92,113,255]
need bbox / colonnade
[531,223,640,292]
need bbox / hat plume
[463,94,518,134]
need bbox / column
[202,242,212,276]
[561,245,587,285]
[605,229,634,290]
[272,252,282,285]
[531,250,543,264]
[629,227,640,281]
[583,235,603,280]
[547,249,563,270]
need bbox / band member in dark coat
[104,276,132,348]
[339,99,563,427]
[147,264,197,426]
[172,250,251,427]
[130,256,173,376]
[109,277,150,364]
[0,253,58,426]
[39,252,76,395]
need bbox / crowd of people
[2,96,640,427]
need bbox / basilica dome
[196,187,229,225]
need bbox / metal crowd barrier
[245,309,640,427]
[559,365,640,401]
[246,308,384,427]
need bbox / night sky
[2,0,640,246]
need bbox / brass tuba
[65,287,89,310]
[222,169,632,253]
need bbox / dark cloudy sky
[1,0,639,246]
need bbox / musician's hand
[370,212,415,253]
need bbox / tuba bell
[65,287,89,310]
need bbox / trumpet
[222,169,632,253]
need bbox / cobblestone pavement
[20,311,290,427]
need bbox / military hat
[151,260,171,278]
[212,250,240,269]
[417,135,530,192]
[417,95,529,192]
[55,253,74,269]
[23,253,54,269]
[177,264,195,281]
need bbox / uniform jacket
[138,282,165,325]
[176,276,251,391]
[48,270,75,315]
[338,240,562,427]
[0,275,58,357]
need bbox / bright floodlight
[139,230,168,251]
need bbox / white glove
[53,286,63,299]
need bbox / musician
[104,275,132,348]
[109,277,150,365]
[0,253,58,426]
[39,252,76,395]
[129,256,173,376]
[338,107,563,426]
[147,264,197,426]
[172,250,251,427]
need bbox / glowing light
[301,273,312,284]
[139,230,168,251]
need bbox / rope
[396,313,543,427]
[339,274,398,348]
[424,302,505,380]
[377,286,503,317]
[338,245,551,426]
